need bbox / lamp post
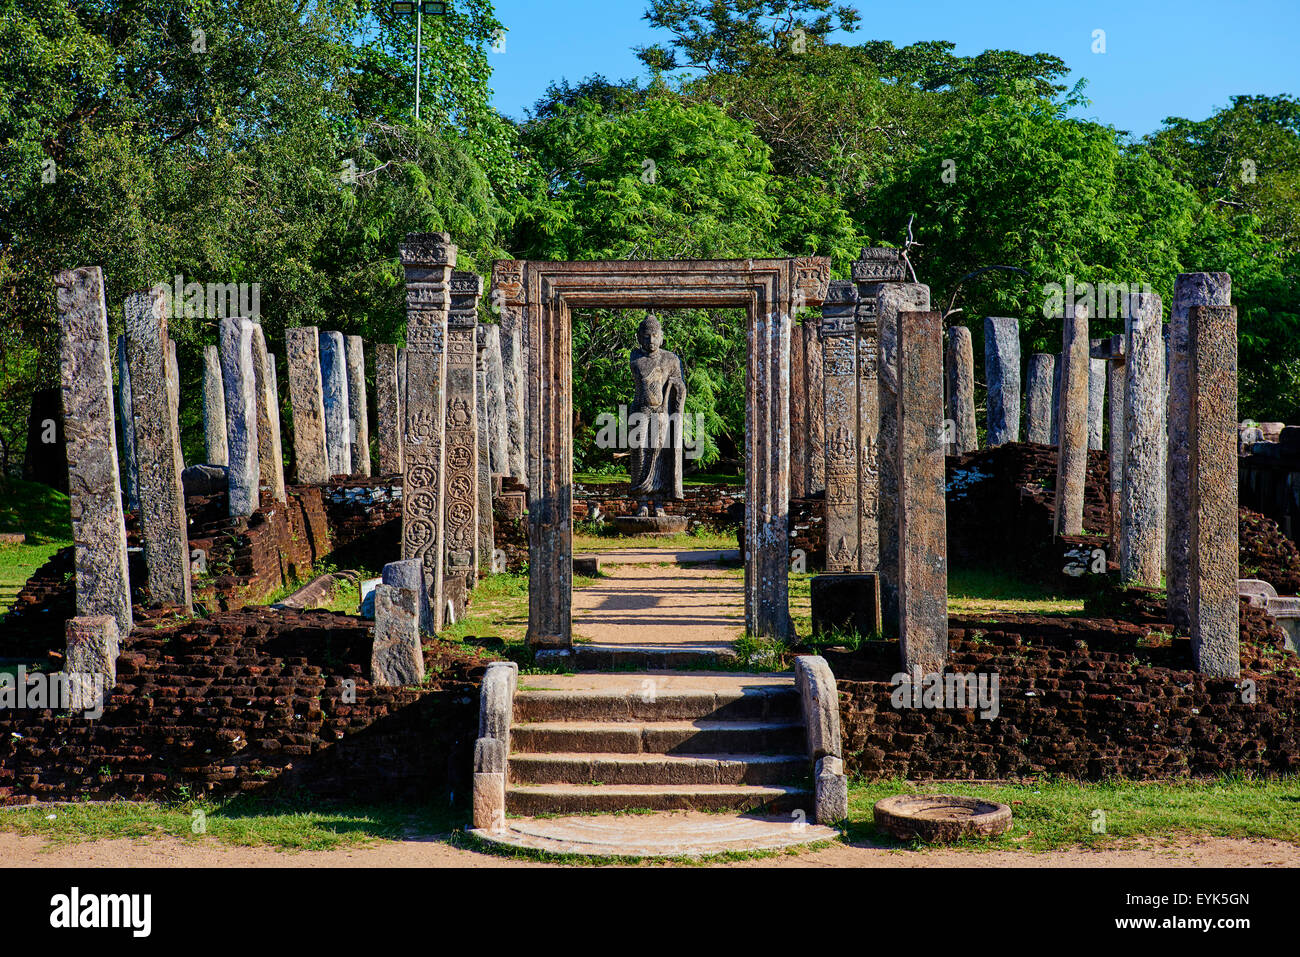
[390,1,448,124]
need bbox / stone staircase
[505,675,810,815]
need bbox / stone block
[810,573,881,638]
[814,755,848,825]
[371,584,423,687]
[794,655,841,762]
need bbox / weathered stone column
[1055,304,1090,536]
[65,615,119,714]
[371,583,423,687]
[1122,294,1166,585]
[1168,272,1231,630]
[285,327,330,484]
[166,339,182,460]
[1099,336,1127,560]
[202,344,228,467]
[984,317,1020,445]
[945,326,977,454]
[346,335,372,477]
[493,262,528,486]
[56,266,133,638]
[115,336,139,512]
[805,321,826,495]
[318,331,351,477]
[124,289,192,612]
[1024,353,1056,444]
[400,233,456,633]
[249,324,286,503]
[1050,353,1062,445]
[790,320,808,499]
[443,271,483,619]
[475,325,495,572]
[1188,304,1239,676]
[897,310,948,673]
[877,281,931,632]
[374,343,403,475]
[483,325,509,476]
[1088,353,1106,451]
[219,317,261,518]
[820,281,860,572]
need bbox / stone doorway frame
[491,258,832,651]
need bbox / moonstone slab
[318,331,351,477]
[346,335,371,477]
[984,317,1020,446]
[219,317,261,518]
[285,327,329,484]
[56,266,133,638]
[1024,353,1056,445]
[202,344,229,467]
[124,288,193,612]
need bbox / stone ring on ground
[872,794,1013,843]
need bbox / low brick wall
[0,607,492,806]
[826,600,1299,780]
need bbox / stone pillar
[475,325,495,573]
[124,289,192,612]
[1055,304,1090,536]
[1050,353,1062,445]
[1103,336,1127,560]
[285,327,330,484]
[383,557,432,636]
[1188,304,1239,676]
[1024,353,1056,444]
[1168,272,1231,631]
[483,325,509,476]
[790,320,808,499]
[219,317,261,518]
[984,317,1020,445]
[346,335,372,478]
[375,343,403,475]
[400,233,456,633]
[877,282,931,632]
[945,326,977,454]
[496,287,527,485]
[820,281,860,572]
[115,336,139,512]
[249,324,287,503]
[166,338,182,460]
[202,344,228,467]
[56,266,133,638]
[1088,353,1106,451]
[371,584,423,687]
[897,311,948,673]
[318,331,351,477]
[443,271,483,619]
[804,321,826,495]
[65,615,119,714]
[1121,294,1165,585]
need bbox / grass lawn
[846,776,1300,851]
[0,796,464,852]
[947,565,1084,617]
[0,776,1294,856]
[575,470,743,487]
[0,478,72,619]
[573,526,739,553]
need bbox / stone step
[512,686,800,723]
[510,719,806,755]
[506,783,810,816]
[509,752,808,786]
[536,644,738,671]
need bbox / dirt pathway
[571,559,743,648]
[1,831,1293,868]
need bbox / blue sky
[486,0,1298,136]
